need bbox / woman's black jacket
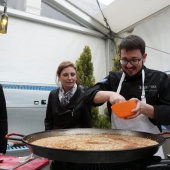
[45,85,91,130]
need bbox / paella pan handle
[159,131,170,139]
[5,133,25,141]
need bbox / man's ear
[142,53,147,63]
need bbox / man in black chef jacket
[84,35,170,158]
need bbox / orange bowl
[111,100,136,118]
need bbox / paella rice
[31,134,158,150]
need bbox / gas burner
[52,156,165,170]
[147,158,170,169]
[53,156,170,170]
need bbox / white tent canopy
[94,0,170,34]
[47,0,170,37]
[0,0,170,124]
[0,0,170,85]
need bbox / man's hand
[109,92,126,105]
[125,98,155,119]
[94,91,125,105]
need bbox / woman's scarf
[58,83,77,107]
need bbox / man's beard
[123,65,143,79]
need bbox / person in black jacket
[44,61,92,169]
[84,35,170,158]
[0,84,8,155]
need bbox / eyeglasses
[119,58,142,66]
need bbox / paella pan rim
[20,128,165,163]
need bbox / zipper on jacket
[58,110,71,116]
[58,109,74,116]
[71,108,74,117]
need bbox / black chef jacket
[84,66,170,128]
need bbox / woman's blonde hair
[56,61,80,85]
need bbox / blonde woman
[44,61,92,169]
[45,61,91,130]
